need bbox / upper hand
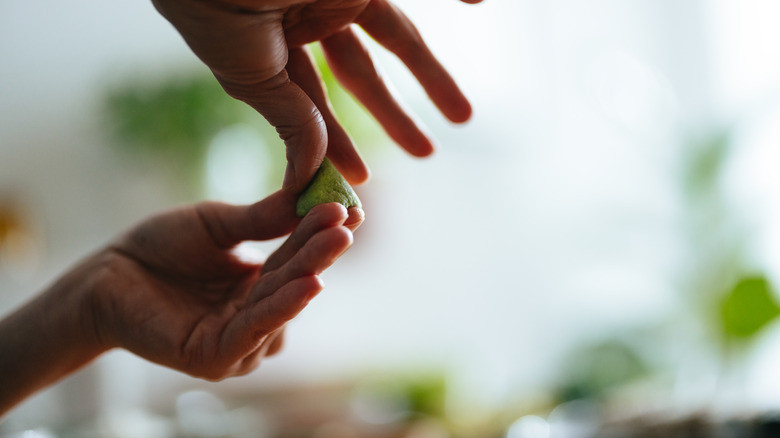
[151,0,481,192]
[89,191,362,380]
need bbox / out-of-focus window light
[724,106,780,278]
[710,0,780,111]
[506,415,550,438]
[711,0,780,311]
[581,48,678,131]
[4,430,57,438]
[204,124,271,204]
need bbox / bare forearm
[0,254,106,417]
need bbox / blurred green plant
[682,129,732,201]
[103,45,384,199]
[679,129,780,344]
[677,127,780,403]
[719,276,780,341]
[556,339,649,403]
[548,127,780,409]
[105,73,256,175]
[402,374,448,418]
[308,44,385,150]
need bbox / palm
[105,223,261,378]
[92,195,356,380]
[282,1,368,47]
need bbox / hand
[91,191,362,380]
[151,0,482,192]
[0,193,362,415]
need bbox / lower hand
[90,191,361,380]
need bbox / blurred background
[3,0,780,436]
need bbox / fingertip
[328,153,370,186]
[448,100,473,124]
[265,329,286,357]
[345,206,365,232]
[221,190,300,243]
[415,144,436,157]
[322,125,371,186]
[437,90,473,124]
[404,133,436,157]
[295,274,325,301]
[341,163,372,186]
[285,157,324,194]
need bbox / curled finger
[220,70,328,193]
[287,47,370,185]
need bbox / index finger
[219,70,328,193]
[261,202,349,274]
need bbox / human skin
[0,193,363,416]
[151,0,483,191]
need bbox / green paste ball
[296,158,361,217]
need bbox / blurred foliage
[102,44,384,198]
[719,276,780,340]
[556,340,649,402]
[309,44,385,151]
[105,73,256,172]
[402,374,448,418]
[677,129,771,343]
[682,130,732,201]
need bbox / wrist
[0,251,111,416]
[51,249,115,357]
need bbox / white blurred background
[3,1,780,436]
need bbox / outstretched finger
[221,275,323,363]
[250,225,353,303]
[321,27,434,157]
[357,0,472,124]
[233,328,286,377]
[265,328,286,357]
[286,47,370,185]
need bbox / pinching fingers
[286,47,370,185]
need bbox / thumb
[153,0,326,192]
[218,70,327,193]
[195,190,301,247]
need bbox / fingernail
[345,206,365,232]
